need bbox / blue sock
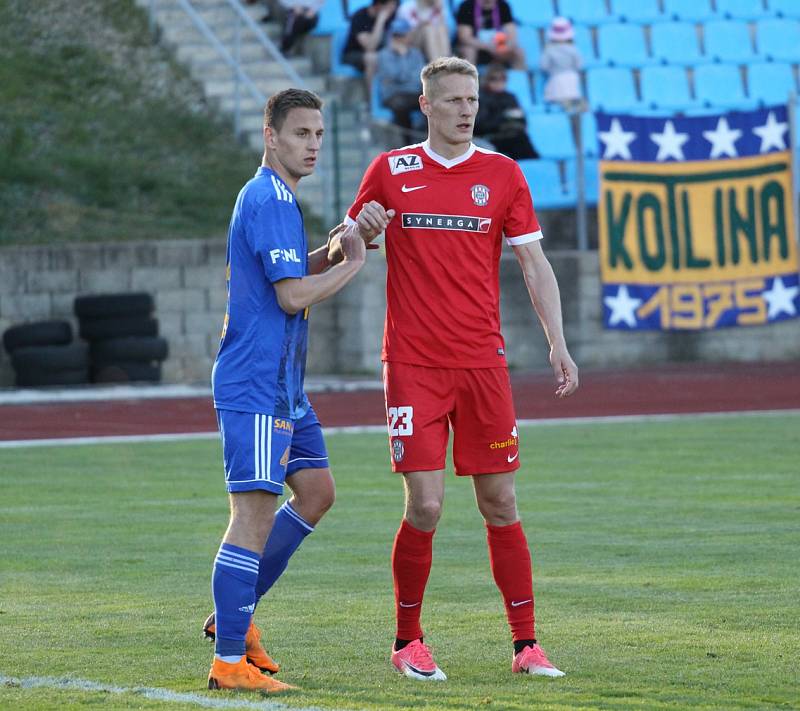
[212,543,260,658]
[255,501,314,603]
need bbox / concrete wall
[1,238,798,388]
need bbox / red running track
[0,362,798,441]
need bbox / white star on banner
[649,120,689,161]
[598,118,637,160]
[604,285,643,327]
[702,117,742,158]
[753,111,788,153]
[762,277,799,319]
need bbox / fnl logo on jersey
[389,154,423,175]
[269,248,301,264]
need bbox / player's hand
[326,222,347,264]
[356,201,396,243]
[550,343,578,398]
[340,226,367,264]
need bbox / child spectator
[540,17,584,111]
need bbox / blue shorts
[216,406,329,494]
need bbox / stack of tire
[2,321,89,387]
[74,292,169,384]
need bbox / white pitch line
[0,409,798,449]
[0,675,342,711]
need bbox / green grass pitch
[1,413,798,710]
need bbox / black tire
[79,316,159,341]
[15,367,90,387]
[91,361,162,383]
[90,336,169,364]
[3,321,73,354]
[11,342,89,371]
[74,292,154,319]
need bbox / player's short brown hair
[264,89,323,131]
[421,57,479,97]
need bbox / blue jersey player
[204,88,368,693]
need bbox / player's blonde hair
[421,57,479,97]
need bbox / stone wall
[1,238,798,388]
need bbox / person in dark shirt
[455,0,525,69]
[342,0,399,96]
[474,63,538,160]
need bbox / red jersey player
[343,57,578,681]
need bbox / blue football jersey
[212,167,310,419]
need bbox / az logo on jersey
[471,184,490,206]
[389,154,423,175]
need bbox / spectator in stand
[474,63,538,160]
[397,0,451,61]
[539,17,584,111]
[455,0,525,70]
[342,0,399,97]
[278,0,324,54]
[376,18,426,146]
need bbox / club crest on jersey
[471,184,490,206]
[391,438,405,462]
[389,154,423,175]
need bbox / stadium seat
[565,157,599,206]
[597,23,652,67]
[651,22,703,66]
[579,112,599,156]
[703,20,756,63]
[610,0,663,24]
[747,61,797,106]
[506,69,535,113]
[573,24,601,67]
[516,24,542,71]
[370,78,393,123]
[769,0,800,19]
[330,30,361,78]
[313,0,348,34]
[527,112,576,159]
[694,63,755,109]
[518,159,573,209]
[663,0,715,22]
[510,0,556,28]
[557,0,612,26]
[640,65,696,111]
[755,19,800,62]
[716,0,769,20]
[586,66,639,112]
[347,0,371,16]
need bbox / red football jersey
[347,141,542,368]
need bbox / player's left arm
[512,240,578,398]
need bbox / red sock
[486,521,536,642]
[392,519,434,641]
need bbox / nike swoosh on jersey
[510,599,532,607]
[507,452,519,463]
[399,601,421,608]
[401,184,428,192]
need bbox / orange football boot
[203,613,280,674]
[207,655,294,692]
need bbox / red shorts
[383,362,520,476]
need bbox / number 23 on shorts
[388,405,414,436]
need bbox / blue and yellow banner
[597,106,799,330]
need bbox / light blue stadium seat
[651,22,703,65]
[663,0,715,22]
[347,0,372,16]
[610,0,663,23]
[694,63,755,109]
[518,159,573,209]
[527,112,576,159]
[586,66,639,112]
[579,112,598,156]
[756,19,800,62]
[510,0,556,28]
[330,30,361,78]
[516,25,542,71]
[370,79,393,122]
[558,0,612,26]
[573,24,600,67]
[506,69,535,113]
[597,23,652,67]
[769,0,800,19]
[565,158,598,206]
[703,20,756,63]
[716,0,768,20]
[640,65,696,111]
[313,0,348,34]
[747,61,797,106]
